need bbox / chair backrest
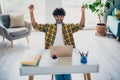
[0,14,10,28]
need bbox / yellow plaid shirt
[34,23,84,49]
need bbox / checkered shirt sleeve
[34,24,48,32]
[69,23,84,33]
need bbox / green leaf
[89,4,93,9]
[85,3,88,9]
[89,4,96,12]
[99,0,101,4]
[91,7,96,12]
[105,2,110,9]
[96,9,99,12]
[113,0,115,5]
[101,13,104,16]
[100,4,104,7]
[93,1,101,7]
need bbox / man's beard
[56,20,63,24]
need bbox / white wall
[1,0,98,29]
[46,0,62,23]
[1,0,46,23]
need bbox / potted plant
[85,0,115,36]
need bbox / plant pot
[96,23,107,36]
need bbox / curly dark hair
[53,8,66,16]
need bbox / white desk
[20,49,99,80]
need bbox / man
[28,4,85,80]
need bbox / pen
[79,51,83,56]
[86,50,89,57]
[81,51,84,56]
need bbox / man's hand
[28,4,34,13]
[81,5,85,12]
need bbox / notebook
[50,45,73,57]
[21,53,41,66]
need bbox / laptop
[50,45,73,57]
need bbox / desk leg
[51,74,53,80]
[29,76,34,80]
[84,73,91,80]
[3,37,4,42]
[84,73,87,80]
[87,73,91,80]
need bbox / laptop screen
[50,45,73,57]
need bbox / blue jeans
[55,74,71,80]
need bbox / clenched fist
[28,4,34,12]
[81,5,85,12]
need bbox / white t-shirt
[53,24,64,46]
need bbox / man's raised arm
[80,5,85,28]
[28,4,37,28]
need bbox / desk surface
[20,49,99,76]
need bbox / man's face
[54,15,64,24]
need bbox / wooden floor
[0,30,120,80]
